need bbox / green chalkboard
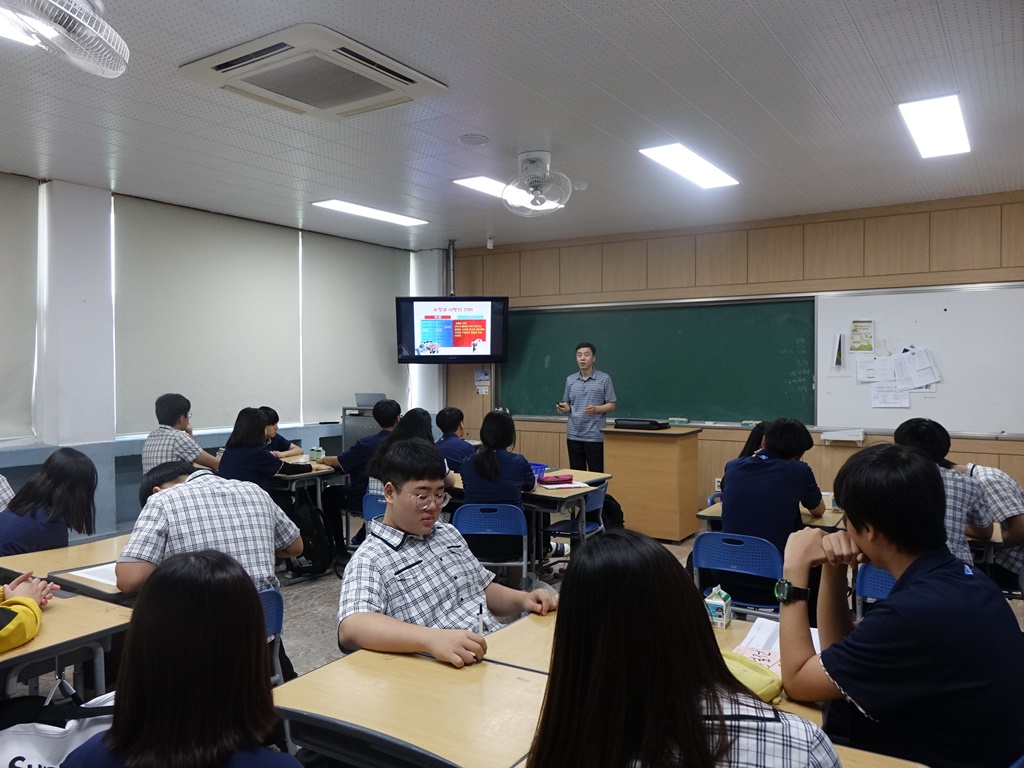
[499,300,814,423]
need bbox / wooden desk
[833,745,926,767]
[603,426,702,541]
[273,454,335,507]
[274,650,547,768]
[0,594,131,696]
[969,522,1003,566]
[0,534,130,582]
[698,502,847,532]
[482,611,554,674]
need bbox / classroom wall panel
[804,219,864,279]
[1000,203,1024,267]
[559,244,603,294]
[0,173,39,439]
[646,236,696,288]
[113,196,302,434]
[455,254,483,295]
[602,240,647,291]
[519,248,560,296]
[747,225,804,283]
[863,213,930,276]
[929,206,1001,272]
[301,231,411,423]
[482,251,520,297]
[695,231,747,286]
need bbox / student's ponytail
[474,411,516,483]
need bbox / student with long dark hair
[460,411,535,506]
[0,447,96,555]
[219,407,327,491]
[529,530,838,768]
[65,550,300,768]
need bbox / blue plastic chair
[362,493,387,524]
[545,482,608,542]
[453,504,529,587]
[691,532,783,619]
[258,589,285,687]
[854,562,896,619]
[706,490,723,506]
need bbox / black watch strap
[774,578,810,604]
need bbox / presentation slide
[414,300,491,356]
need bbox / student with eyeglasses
[337,438,557,668]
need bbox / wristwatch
[774,579,810,604]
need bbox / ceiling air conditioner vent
[180,24,447,119]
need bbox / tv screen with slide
[396,296,509,364]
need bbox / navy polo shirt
[0,506,68,555]
[219,446,283,489]
[436,433,475,473]
[460,449,536,507]
[266,433,292,453]
[721,450,822,554]
[820,548,1024,768]
[337,430,390,496]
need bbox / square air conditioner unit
[179,24,447,118]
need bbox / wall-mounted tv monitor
[396,296,509,364]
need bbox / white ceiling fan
[502,151,573,218]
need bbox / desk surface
[482,611,554,674]
[451,468,611,502]
[0,594,132,666]
[274,650,546,768]
[698,501,846,531]
[277,454,334,479]
[601,425,703,437]
[0,534,131,581]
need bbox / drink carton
[705,585,732,629]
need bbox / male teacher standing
[556,342,617,472]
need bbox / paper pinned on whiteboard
[856,356,895,383]
[893,347,942,391]
[850,320,874,352]
[872,382,910,408]
[832,332,843,369]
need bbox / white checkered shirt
[141,425,202,472]
[118,470,299,591]
[940,467,992,564]
[701,693,840,768]
[0,475,13,509]
[338,519,500,633]
[966,463,1024,575]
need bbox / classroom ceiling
[1,0,1022,253]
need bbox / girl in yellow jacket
[0,571,58,654]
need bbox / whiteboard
[815,285,1024,435]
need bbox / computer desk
[0,593,131,696]
[274,611,922,768]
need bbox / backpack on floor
[285,488,335,576]
[602,493,625,529]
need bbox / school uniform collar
[367,516,438,551]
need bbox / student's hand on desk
[427,629,487,668]
[523,588,558,615]
[310,462,331,472]
[4,571,60,607]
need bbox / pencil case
[721,650,783,704]
[539,474,573,485]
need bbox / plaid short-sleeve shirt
[0,475,13,510]
[939,467,991,564]
[118,470,299,591]
[337,519,500,633]
[141,425,202,472]
[966,463,1024,575]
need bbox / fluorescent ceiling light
[898,95,970,158]
[453,176,563,211]
[639,143,739,189]
[312,199,427,226]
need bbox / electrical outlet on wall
[714,477,722,492]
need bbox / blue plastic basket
[528,462,547,482]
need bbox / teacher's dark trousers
[567,439,604,473]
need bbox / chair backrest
[707,490,723,506]
[584,482,608,516]
[691,532,783,582]
[258,588,284,638]
[452,504,528,536]
[854,562,896,601]
[362,493,387,522]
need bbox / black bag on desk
[285,488,334,576]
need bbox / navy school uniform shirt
[0,505,68,555]
[720,450,822,555]
[218,445,284,490]
[436,432,475,473]
[336,429,390,496]
[266,433,293,453]
[819,548,1024,768]
[460,448,536,507]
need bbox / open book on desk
[732,618,821,675]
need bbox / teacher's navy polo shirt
[820,548,1024,768]
[720,450,822,555]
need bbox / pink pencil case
[539,474,573,485]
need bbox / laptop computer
[355,392,387,408]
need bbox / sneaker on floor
[548,541,571,558]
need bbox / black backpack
[285,488,335,576]
[602,493,625,529]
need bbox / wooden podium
[603,426,702,541]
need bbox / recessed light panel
[639,143,739,189]
[312,199,427,226]
[898,95,970,158]
[453,176,563,211]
